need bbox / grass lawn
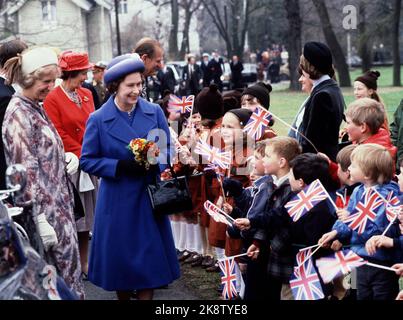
[269,67,403,136]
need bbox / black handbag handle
[153,163,181,188]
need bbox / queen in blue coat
[80,54,180,300]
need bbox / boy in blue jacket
[319,144,400,300]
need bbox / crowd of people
[0,36,402,301]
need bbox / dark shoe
[206,261,220,272]
[178,250,191,262]
[201,256,214,268]
[190,254,204,267]
[182,252,198,264]
[82,272,88,281]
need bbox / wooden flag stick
[218,250,260,261]
[299,244,320,252]
[382,216,397,236]
[270,111,319,154]
[365,262,396,272]
[297,243,323,267]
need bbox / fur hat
[195,84,224,120]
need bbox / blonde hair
[350,143,394,184]
[265,136,302,163]
[346,98,384,134]
[3,56,59,89]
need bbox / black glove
[223,177,243,198]
[116,160,158,177]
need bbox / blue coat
[80,96,180,291]
[333,182,400,262]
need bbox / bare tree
[179,0,202,57]
[311,0,351,87]
[357,1,373,72]
[392,0,401,86]
[284,0,302,90]
[201,0,265,58]
[168,0,180,59]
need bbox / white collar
[313,74,331,89]
[272,173,289,187]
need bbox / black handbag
[147,165,193,215]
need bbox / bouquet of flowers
[127,138,160,170]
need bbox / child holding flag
[319,144,400,300]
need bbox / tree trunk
[169,0,179,60]
[284,0,302,91]
[312,0,351,87]
[392,0,401,86]
[179,6,192,58]
[231,1,241,58]
[358,2,372,72]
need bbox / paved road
[84,277,200,300]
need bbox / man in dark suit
[208,51,223,91]
[230,55,244,89]
[182,54,202,96]
[200,53,210,87]
[0,39,28,189]
[156,61,176,97]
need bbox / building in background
[0,0,113,62]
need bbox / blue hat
[104,53,145,84]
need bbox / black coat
[157,66,176,96]
[230,61,244,88]
[0,78,14,190]
[182,63,202,96]
[207,59,223,86]
[82,82,101,110]
[200,61,210,87]
[299,79,345,161]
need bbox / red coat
[44,86,95,158]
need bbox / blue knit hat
[104,53,145,84]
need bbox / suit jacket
[157,66,176,96]
[299,79,345,161]
[200,61,211,86]
[230,61,244,87]
[182,63,202,95]
[44,86,95,158]
[79,96,180,290]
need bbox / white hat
[21,47,58,76]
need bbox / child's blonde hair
[350,143,394,184]
[345,98,384,134]
[265,136,301,163]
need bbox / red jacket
[44,86,95,158]
[361,128,397,163]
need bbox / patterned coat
[2,94,84,298]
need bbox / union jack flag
[344,188,384,234]
[243,106,273,140]
[168,94,194,114]
[384,191,401,222]
[316,249,367,284]
[290,250,324,300]
[218,257,238,300]
[194,139,231,169]
[284,179,329,222]
[203,200,232,226]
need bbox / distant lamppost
[114,0,122,55]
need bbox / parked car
[166,61,187,95]
[242,63,257,85]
